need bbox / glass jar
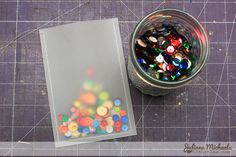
[128,9,209,96]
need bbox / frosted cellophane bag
[39,18,137,147]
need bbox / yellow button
[72,131,80,138]
[73,100,81,108]
[68,122,78,132]
[103,100,113,109]
[106,117,114,126]
[96,106,108,116]
[88,108,95,115]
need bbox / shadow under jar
[128,9,209,96]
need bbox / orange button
[119,110,127,117]
[58,125,68,134]
[77,116,93,127]
[79,92,96,106]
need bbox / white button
[155,54,164,63]
[106,126,114,133]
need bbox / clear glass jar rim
[130,8,209,87]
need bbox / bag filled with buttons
[39,18,137,147]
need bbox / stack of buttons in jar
[58,80,129,139]
[135,21,196,81]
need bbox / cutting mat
[0,0,236,156]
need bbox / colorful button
[65,131,72,138]
[79,92,96,106]
[68,122,78,132]
[92,120,100,128]
[137,39,147,48]
[77,116,93,127]
[158,62,167,71]
[119,110,127,117]
[100,120,107,128]
[103,100,113,109]
[175,70,182,78]
[59,125,68,134]
[137,58,146,64]
[166,45,176,55]
[114,121,122,128]
[89,127,96,133]
[113,99,122,106]
[96,106,108,117]
[121,116,128,123]
[106,117,114,126]
[115,126,121,132]
[73,100,81,108]
[83,127,90,134]
[148,36,158,43]
[96,127,105,134]
[99,91,109,101]
[179,60,188,69]
[62,115,69,123]
[113,106,121,113]
[106,126,113,133]
[58,114,63,121]
[172,58,180,67]
[166,64,175,72]
[155,54,164,63]
[72,131,80,138]
[112,114,119,122]
[121,125,129,132]
[78,127,84,133]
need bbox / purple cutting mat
[0,0,236,156]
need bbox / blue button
[78,127,84,133]
[172,58,180,67]
[114,99,122,106]
[121,125,129,132]
[137,58,145,64]
[175,70,182,78]
[121,116,128,123]
[92,120,99,128]
[83,127,90,134]
[112,114,120,122]
[65,131,72,138]
[179,61,188,69]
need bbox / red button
[115,126,121,132]
[58,114,63,121]
[114,121,122,128]
[100,120,107,127]
[166,64,175,72]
